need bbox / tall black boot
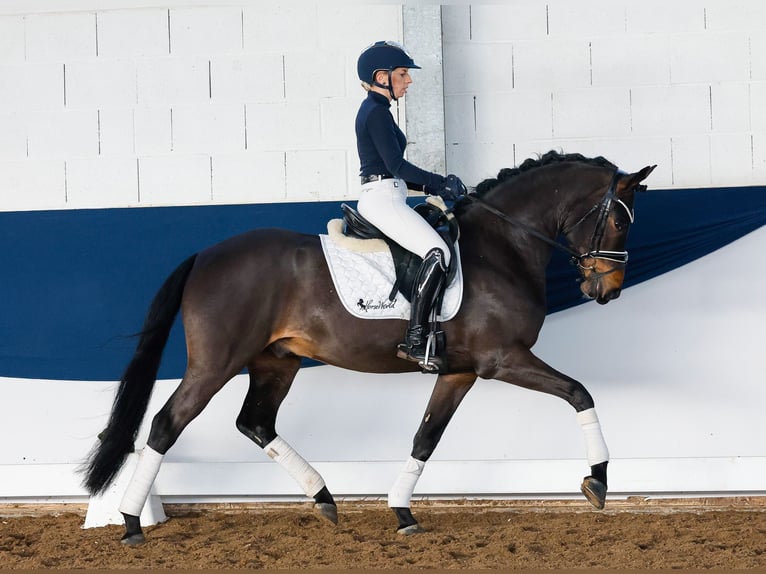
[396,248,446,371]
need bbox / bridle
[462,170,634,270]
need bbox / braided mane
[473,150,617,196]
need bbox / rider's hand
[427,174,468,201]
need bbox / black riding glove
[426,174,468,201]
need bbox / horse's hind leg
[118,368,235,544]
[236,354,337,525]
[390,373,477,534]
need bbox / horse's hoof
[120,532,146,546]
[314,502,338,525]
[580,475,607,510]
[397,523,425,535]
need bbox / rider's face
[377,68,412,99]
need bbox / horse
[82,151,656,544]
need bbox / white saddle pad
[320,221,463,321]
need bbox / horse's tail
[81,253,198,495]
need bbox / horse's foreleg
[488,348,609,509]
[390,372,476,534]
[235,355,337,525]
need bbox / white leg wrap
[264,436,325,497]
[119,446,164,517]
[387,456,425,508]
[577,408,610,466]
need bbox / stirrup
[396,331,443,373]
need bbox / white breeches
[357,179,451,266]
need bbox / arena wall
[1,1,764,507]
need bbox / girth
[340,201,459,303]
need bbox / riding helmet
[357,40,421,86]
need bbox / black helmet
[357,40,420,100]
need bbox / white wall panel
[512,39,590,90]
[172,103,244,154]
[317,4,402,49]
[0,63,63,111]
[134,106,171,155]
[631,85,710,136]
[319,97,359,148]
[65,60,137,109]
[96,9,169,58]
[710,133,754,186]
[671,135,712,187]
[751,36,766,81]
[285,149,348,202]
[440,6,470,43]
[210,55,284,103]
[705,0,766,31]
[65,157,138,207]
[444,94,476,145]
[0,112,27,159]
[136,57,209,105]
[553,87,630,139]
[138,155,210,205]
[625,1,705,34]
[590,36,671,87]
[670,33,750,85]
[443,42,513,96]
[475,91,552,143]
[752,133,766,180]
[242,4,318,53]
[245,101,321,150]
[0,15,24,64]
[211,151,285,204]
[469,3,548,41]
[0,159,65,210]
[169,6,242,56]
[751,83,766,133]
[711,83,751,133]
[284,51,346,100]
[547,1,626,37]
[27,109,99,159]
[24,12,96,62]
[98,108,135,156]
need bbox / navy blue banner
[2,186,764,381]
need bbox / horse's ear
[618,164,657,194]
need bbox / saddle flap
[339,200,460,302]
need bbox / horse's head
[564,165,656,304]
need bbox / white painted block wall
[2,1,765,214]
[0,3,403,211]
[443,0,766,188]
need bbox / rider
[355,40,467,371]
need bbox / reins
[458,170,627,269]
[460,194,584,262]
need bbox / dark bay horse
[83,151,655,544]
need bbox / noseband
[565,170,632,270]
[463,170,633,270]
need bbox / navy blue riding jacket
[355,91,445,190]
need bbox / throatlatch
[396,248,447,372]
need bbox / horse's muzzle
[580,266,625,304]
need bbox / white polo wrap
[387,456,426,508]
[264,436,325,497]
[119,446,164,517]
[576,407,610,466]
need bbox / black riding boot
[396,248,447,372]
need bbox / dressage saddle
[339,201,460,304]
